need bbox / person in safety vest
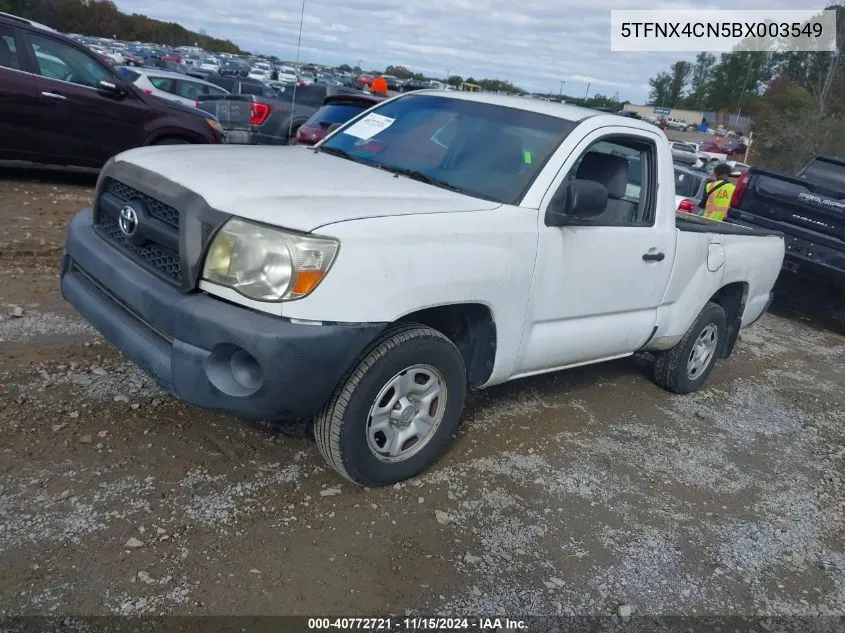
[700,163,735,221]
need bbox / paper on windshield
[343,113,395,140]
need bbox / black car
[400,80,429,93]
[220,60,247,76]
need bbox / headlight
[205,118,223,134]
[202,218,339,302]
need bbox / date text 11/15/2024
[307,618,528,630]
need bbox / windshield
[674,169,703,197]
[320,95,576,204]
[799,158,845,193]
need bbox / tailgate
[742,171,845,242]
[196,95,253,131]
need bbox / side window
[148,76,175,93]
[117,67,140,82]
[564,137,656,227]
[205,84,227,96]
[0,25,21,70]
[208,76,232,91]
[240,82,263,95]
[29,34,110,88]
[295,86,327,107]
[174,79,202,100]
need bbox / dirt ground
[0,163,844,619]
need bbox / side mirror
[98,79,126,98]
[545,178,608,226]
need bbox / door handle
[41,91,67,101]
[642,250,665,262]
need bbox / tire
[152,137,191,145]
[314,324,467,486]
[653,302,726,394]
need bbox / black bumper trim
[61,209,387,420]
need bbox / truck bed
[676,213,781,238]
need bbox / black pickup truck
[727,155,845,287]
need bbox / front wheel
[152,137,191,145]
[653,302,726,394]
[314,324,467,486]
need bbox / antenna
[287,0,307,142]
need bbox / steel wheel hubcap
[366,364,447,463]
[687,323,719,380]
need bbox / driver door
[21,31,145,166]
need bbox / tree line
[646,5,845,171]
[647,5,844,116]
[0,0,246,54]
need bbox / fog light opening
[230,348,262,391]
[205,344,264,397]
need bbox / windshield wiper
[318,145,354,161]
[377,166,467,194]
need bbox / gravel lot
[0,163,843,620]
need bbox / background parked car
[220,59,247,76]
[198,56,220,73]
[0,13,222,168]
[88,43,122,64]
[726,160,751,177]
[277,67,298,83]
[248,61,272,81]
[295,93,384,145]
[674,163,708,213]
[723,140,748,157]
[197,83,360,145]
[665,117,689,131]
[203,74,277,98]
[670,141,700,165]
[118,67,229,107]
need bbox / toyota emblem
[118,204,139,237]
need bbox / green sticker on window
[523,150,533,164]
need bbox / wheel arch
[145,130,204,145]
[395,303,496,389]
[709,282,748,358]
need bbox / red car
[295,93,384,146]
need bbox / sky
[114,0,817,103]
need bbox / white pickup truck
[61,91,785,486]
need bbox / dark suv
[0,12,222,168]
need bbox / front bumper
[61,209,386,420]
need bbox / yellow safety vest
[703,180,735,221]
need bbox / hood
[113,145,501,232]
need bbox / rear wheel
[653,302,726,394]
[314,324,467,486]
